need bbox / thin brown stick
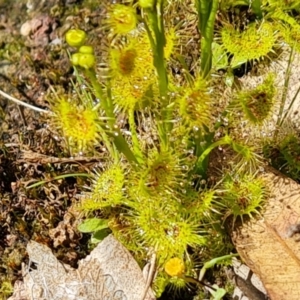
[20,150,105,164]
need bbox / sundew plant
[38,0,300,297]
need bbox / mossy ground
[0,0,112,298]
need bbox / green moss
[0,279,13,299]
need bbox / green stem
[84,69,114,120]
[146,9,168,98]
[112,132,139,165]
[280,84,300,128]
[26,173,91,189]
[154,8,168,99]
[128,109,144,164]
[144,3,172,147]
[98,125,119,162]
[193,129,215,178]
[196,136,232,170]
[196,0,219,78]
[83,69,139,165]
[199,253,239,281]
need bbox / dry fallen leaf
[232,168,300,300]
[9,235,155,300]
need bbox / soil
[0,0,110,294]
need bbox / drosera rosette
[117,162,211,267]
[48,83,102,155]
[183,189,220,223]
[224,74,277,172]
[108,32,154,78]
[196,134,263,175]
[177,74,214,131]
[262,0,300,12]
[220,172,268,226]
[104,3,138,36]
[262,125,296,180]
[104,187,208,290]
[108,33,157,112]
[220,21,277,68]
[231,73,277,126]
[125,192,207,266]
[127,146,193,198]
[79,163,126,213]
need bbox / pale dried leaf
[16,235,155,300]
[81,234,155,300]
[232,169,300,300]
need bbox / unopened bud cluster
[65,29,95,70]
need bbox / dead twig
[20,150,105,165]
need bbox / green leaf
[225,69,234,87]
[204,254,239,270]
[91,228,111,243]
[231,59,247,69]
[212,42,228,70]
[211,286,226,300]
[78,218,109,233]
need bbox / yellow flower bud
[79,45,94,55]
[78,53,96,69]
[65,29,87,47]
[70,52,81,66]
[164,258,185,277]
[70,53,95,69]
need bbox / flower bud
[70,52,95,69]
[79,45,94,55]
[78,53,95,69]
[164,257,185,277]
[70,52,81,66]
[65,29,87,47]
